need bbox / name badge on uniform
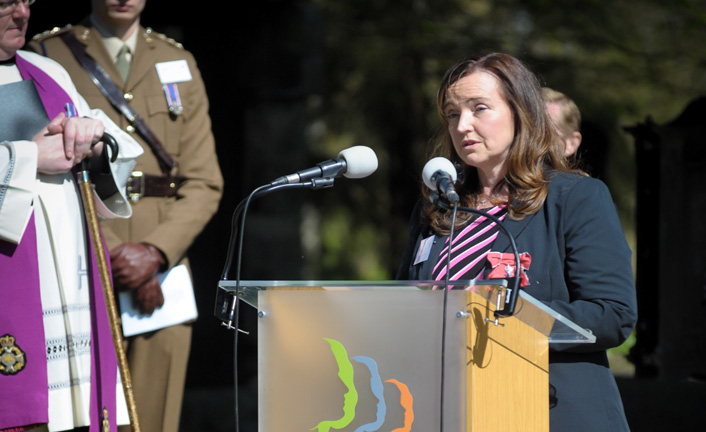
[155,60,192,84]
[413,235,435,265]
[156,60,193,116]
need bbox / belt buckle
[127,171,145,202]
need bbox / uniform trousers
[118,324,192,432]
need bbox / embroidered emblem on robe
[0,334,27,375]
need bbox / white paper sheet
[119,264,198,337]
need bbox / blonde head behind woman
[543,87,583,158]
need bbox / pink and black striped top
[432,205,508,282]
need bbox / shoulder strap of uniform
[60,31,178,175]
[32,25,73,57]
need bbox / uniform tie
[115,44,131,82]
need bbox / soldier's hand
[133,276,165,315]
[110,242,166,291]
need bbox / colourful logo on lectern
[312,338,414,432]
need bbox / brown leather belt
[127,171,186,202]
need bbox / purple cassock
[0,52,119,432]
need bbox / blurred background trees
[298,0,705,280]
[28,0,703,287]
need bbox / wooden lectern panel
[466,289,550,432]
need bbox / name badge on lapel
[155,60,193,116]
[413,235,435,266]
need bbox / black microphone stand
[431,194,522,432]
[217,177,335,432]
[438,199,458,432]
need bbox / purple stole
[0,52,118,432]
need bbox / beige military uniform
[29,21,223,432]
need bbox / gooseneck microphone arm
[219,145,378,326]
[422,156,521,315]
[220,179,334,283]
[218,178,334,432]
[434,197,522,317]
[220,145,377,287]
[218,146,377,432]
[218,177,337,432]
[219,179,335,322]
[434,197,520,432]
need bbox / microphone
[422,157,460,204]
[270,146,378,186]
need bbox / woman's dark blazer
[397,172,637,432]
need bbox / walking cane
[76,131,142,432]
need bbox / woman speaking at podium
[397,53,637,432]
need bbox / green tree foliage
[303,0,706,279]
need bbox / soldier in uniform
[28,1,223,431]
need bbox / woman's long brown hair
[423,53,582,233]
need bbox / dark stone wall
[628,97,706,382]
